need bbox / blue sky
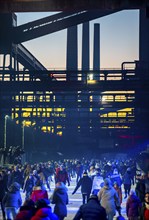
[16,10,139,69]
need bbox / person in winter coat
[72,171,92,204]
[3,182,22,220]
[122,167,134,199]
[55,165,70,186]
[140,192,149,220]
[135,178,145,202]
[51,182,69,220]
[113,181,122,204]
[8,166,23,187]
[0,173,7,220]
[91,169,104,195]
[73,194,107,220]
[98,178,120,220]
[31,198,58,220]
[30,180,48,202]
[110,168,122,187]
[126,190,141,220]
[75,161,84,183]
[32,170,40,186]
[23,173,35,200]
[14,199,35,220]
[113,181,122,216]
[37,164,51,190]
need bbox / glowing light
[57,131,62,136]
[88,73,93,80]
[87,79,97,84]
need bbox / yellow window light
[12,112,19,119]
[41,126,47,132]
[87,79,97,84]
[108,112,117,117]
[22,108,32,112]
[100,114,107,117]
[57,131,62,136]
[22,112,30,117]
[89,96,93,102]
[118,108,134,112]
[37,108,43,112]
[22,91,34,94]
[118,112,126,117]
[57,125,62,129]
[27,95,33,102]
[24,121,31,126]
[115,95,126,102]
[47,108,53,112]
[15,96,19,101]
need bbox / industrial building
[0,0,149,161]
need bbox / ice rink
[0,176,131,219]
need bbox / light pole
[2,115,9,165]
[22,120,26,163]
[4,115,9,149]
[22,121,25,150]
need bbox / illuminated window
[57,131,62,136]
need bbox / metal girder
[13,10,119,43]
[0,0,148,13]
[0,79,148,92]
[16,44,47,70]
[3,102,135,109]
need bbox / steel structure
[0,4,149,159]
[0,0,148,12]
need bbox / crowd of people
[0,157,148,220]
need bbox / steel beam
[0,79,148,92]
[0,0,148,12]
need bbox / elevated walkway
[0,65,149,92]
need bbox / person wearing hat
[126,190,141,220]
[73,195,107,220]
[72,171,92,204]
[98,178,120,220]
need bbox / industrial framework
[0,8,149,157]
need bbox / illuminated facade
[0,67,142,156]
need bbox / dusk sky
[16,10,139,70]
